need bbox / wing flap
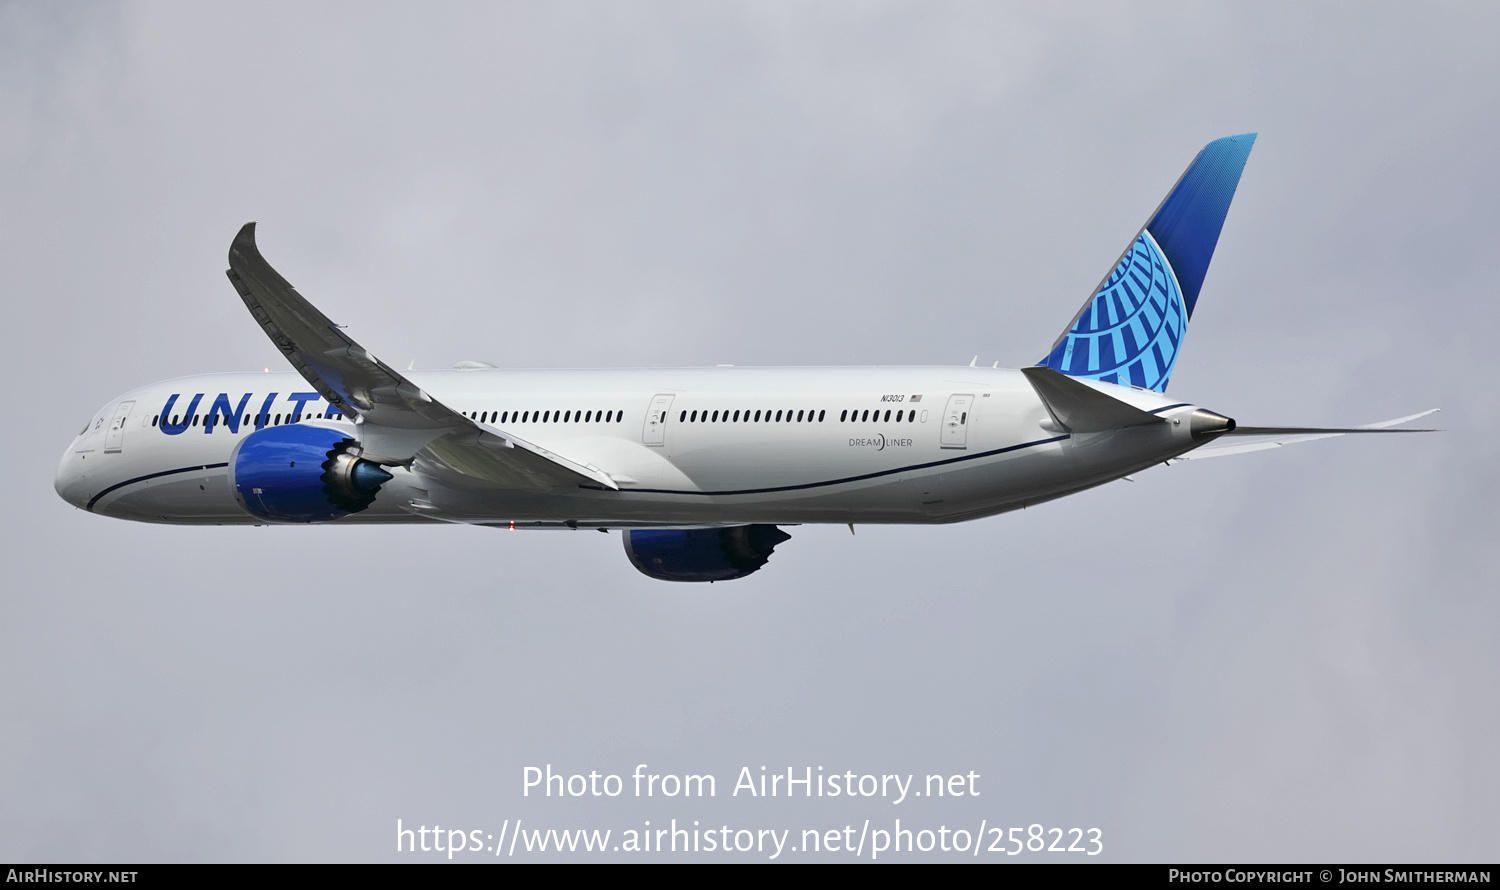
[422,426,619,492]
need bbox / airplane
[54,133,1436,582]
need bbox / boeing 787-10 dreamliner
[54,134,1435,581]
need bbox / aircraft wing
[1176,409,1439,460]
[225,222,617,491]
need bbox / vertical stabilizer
[1038,134,1256,392]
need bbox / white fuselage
[55,366,1208,528]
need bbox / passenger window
[883,410,890,422]
[152,415,159,427]
[709,410,717,422]
[818,410,825,422]
[961,412,967,424]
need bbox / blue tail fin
[1038,133,1256,392]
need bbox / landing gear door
[642,394,675,446]
[104,401,135,453]
[940,393,973,449]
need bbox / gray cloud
[2,1,1496,861]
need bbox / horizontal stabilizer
[1179,409,1439,460]
[1021,366,1166,433]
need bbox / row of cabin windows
[148,408,623,429]
[147,404,922,430]
[675,407,926,424]
[151,411,343,429]
[463,409,623,425]
[680,408,826,424]
[840,408,918,423]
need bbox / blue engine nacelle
[623,525,792,582]
[228,425,392,523]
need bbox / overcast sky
[2,1,1496,862]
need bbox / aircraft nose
[54,445,90,510]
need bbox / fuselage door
[642,394,675,446]
[940,393,973,449]
[104,400,135,453]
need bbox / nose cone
[54,442,91,509]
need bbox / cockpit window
[79,421,89,435]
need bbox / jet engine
[623,525,792,582]
[229,425,392,523]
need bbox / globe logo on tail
[1049,230,1186,391]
